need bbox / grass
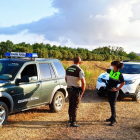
[62,61,110,89]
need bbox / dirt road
[0,91,140,140]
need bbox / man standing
[65,57,86,127]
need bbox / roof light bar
[5,52,38,58]
[26,53,38,58]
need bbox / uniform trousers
[108,90,119,121]
[67,89,80,122]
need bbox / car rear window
[39,63,51,79]
[53,61,65,78]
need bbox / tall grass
[62,61,110,90]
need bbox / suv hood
[99,73,140,81]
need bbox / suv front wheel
[132,85,140,101]
[0,101,8,127]
[49,91,65,112]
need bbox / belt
[108,89,112,91]
[67,86,82,92]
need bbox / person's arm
[111,82,125,91]
[80,78,86,98]
[95,64,107,71]
[111,74,125,91]
[118,82,125,90]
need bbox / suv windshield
[0,61,22,80]
[120,64,140,74]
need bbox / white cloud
[0,30,60,46]
[0,0,140,53]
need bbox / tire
[132,85,140,101]
[118,96,124,101]
[0,101,8,128]
[97,93,105,96]
[49,91,65,113]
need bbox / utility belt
[104,86,115,91]
[67,86,82,93]
[106,87,119,92]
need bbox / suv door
[38,63,58,103]
[13,63,42,110]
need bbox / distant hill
[136,53,140,57]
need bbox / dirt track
[0,91,140,140]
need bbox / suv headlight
[97,77,102,83]
[125,80,136,85]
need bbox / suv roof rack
[35,58,46,60]
[18,57,32,60]
[7,57,35,61]
[123,60,140,62]
[34,58,58,62]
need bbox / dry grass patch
[8,107,49,122]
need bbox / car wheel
[97,93,105,96]
[49,91,65,113]
[118,96,124,101]
[0,101,8,128]
[132,85,140,101]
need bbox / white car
[96,61,140,101]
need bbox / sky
[0,0,140,53]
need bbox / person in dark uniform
[95,61,125,126]
[65,57,86,127]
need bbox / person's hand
[111,87,118,92]
[80,93,84,99]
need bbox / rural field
[0,61,140,140]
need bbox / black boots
[105,117,116,126]
[70,122,79,127]
[109,120,115,126]
[69,117,78,127]
[105,118,112,122]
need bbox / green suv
[0,52,67,127]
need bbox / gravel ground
[0,90,140,140]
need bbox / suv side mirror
[16,76,29,84]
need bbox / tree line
[0,40,139,61]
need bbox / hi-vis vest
[109,70,120,81]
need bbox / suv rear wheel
[49,91,65,112]
[132,85,140,101]
[0,101,8,128]
[97,93,105,96]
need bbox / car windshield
[0,61,22,80]
[120,64,140,74]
